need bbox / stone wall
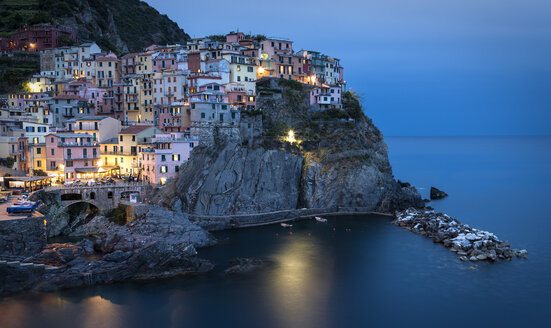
[190,121,240,146]
[0,216,46,257]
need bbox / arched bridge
[45,182,152,212]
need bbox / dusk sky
[146,0,551,136]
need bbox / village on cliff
[0,25,345,188]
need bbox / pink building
[152,52,178,72]
[260,38,294,58]
[226,32,246,43]
[45,133,100,181]
[310,86,342,109]
[139,133,198,185]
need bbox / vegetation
[310,109,350,121]
[342,90,365,119]
[32,169,48,176]
[106,205,127,226]
[0,54,40,93]
[5,157,15,168]
[0,0,190,54]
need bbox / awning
[74,167,102,173]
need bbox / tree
[32,169,48,176]
[5,157,15,169]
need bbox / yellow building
[28,143,47,173]
[222,53,257,94]
[99,125,157,177]
[136,52,153,74]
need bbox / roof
[75,116,111,121]
[120,125,154,135]
[100,137,118,144]
[74,167,101,173]
[53,95,87,101]
[5,176,51,182]
[46,133,93,138]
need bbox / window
[36,148,41,154]
[66,161,73,167]
[201,113,205,119]
[120,135,123,142]
[161,155,166,162]
[36,160,41,167]
[248,66,253,72]
[160,165,167,173]
[132,136,135,141]
[51,149,54,155]
[172,154,180,161]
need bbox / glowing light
[258,67,265,74]
[285,130,297,144]
[26,82,41,93]
[160,177,166,185]
[97,160,103,167]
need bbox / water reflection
[268,234,335,328]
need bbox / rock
[224,258,272,275]
[103,250,132,262]
[476,254,487,261]
[459,256,468,261]
[394,208,524,263]
[430,187,448,200]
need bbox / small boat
[315,216,327,222]
[280,223,293,228]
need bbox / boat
[315,216,327,222]
[280,223,293,228]
[7,201,41,214]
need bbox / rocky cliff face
[154,78,423,215]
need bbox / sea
[1,136,550,328]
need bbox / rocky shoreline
[394,208,527,262]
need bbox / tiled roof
[120,125,154,134]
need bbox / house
[222,53,257,94]
[66,116,121,143]
[310,86,342,109]
[48,95,94,128]
[139,133,198,185]
[0,24,77,52]
[259,38,294,58]
[44,133,100,181]
[100,125,156,177]
[95,53,122,88]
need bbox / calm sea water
[1,137,550,328]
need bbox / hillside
[0,0,190,53]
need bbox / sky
[146,0,551,136]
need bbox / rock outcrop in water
[430,187,448,200]
[394,208,527,262]
[152,78,423,218]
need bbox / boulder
[430,187,448,200]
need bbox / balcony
[58,142,99,147]
[101,151,137,156]
[64,153,99,160]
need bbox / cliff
[152,78,423,217]
[0,0,189,53]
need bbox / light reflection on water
[268,235,334,328]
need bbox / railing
[64,153,99,160]
[101,151,137,156]
[45,181,149,190]
[58,142,98,147]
